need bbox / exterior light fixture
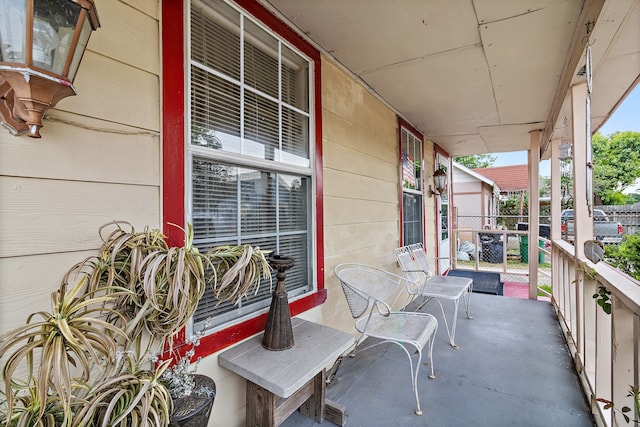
[428,166,447,197]
[558,144,572,160]
[0,0,100,138]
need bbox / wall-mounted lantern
[428,166,448,197]
[0,0,100,138]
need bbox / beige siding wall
[0,1,161,332]
[454,181,484,215]
[321,58,401,328]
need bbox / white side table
[219,318,354,426]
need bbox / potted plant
[0,221,271,426]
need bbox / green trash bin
[519,235,528,262]
[519,236,544,263]
[538,239,545,263]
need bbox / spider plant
[0,381,65,427]
[0,277,129,426]
[88,222,209,343]
[0,221,271,427]
[206,244,272,305]
[72,355,173,427]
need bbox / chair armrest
[400,276,424,297]
[399,267,433,278]
[373,300,393,317]
[400,268,424,273]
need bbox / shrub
[605,233,640,281]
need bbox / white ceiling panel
[479,123,547,152]
[266,0,480,73]
[480,1,581,124]
[473,0,576,23]
[428,133,488,157]
[361,44,498,137]
[263,0,640,158]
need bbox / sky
[491,84,640,177]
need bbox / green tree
[627,193,640,204]
[605,234,640,281]
[592,131,640,205]
[539,176,551,197]
[454,154,496,169]
[560,168,574,210]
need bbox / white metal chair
[395,243,473,349]
[334,263,438,416]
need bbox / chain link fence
[453,214,551,289]
[453,207,640,290]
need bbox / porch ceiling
[260,0,640,158]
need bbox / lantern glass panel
[67,16,91,81]
[33,0,82,74]
[0,0,27,64]
[434,172,447,193]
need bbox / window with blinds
[401,127,424,245]
[189,0,314,332]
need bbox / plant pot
[169,375,216,427]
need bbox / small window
[400,124,424,245]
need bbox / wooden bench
[219,318,354,426]
[447,270,504,295]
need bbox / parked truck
[560,209,624,244]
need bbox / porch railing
[553,239,640,427]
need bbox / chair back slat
[407,243,434,278]
[394,246,424,284]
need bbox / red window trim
[161,0,325,359]
[434,145,449,162]
[397,117,426,246]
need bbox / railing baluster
[612,297,636,426]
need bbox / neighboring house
[473,164,529,201]
[474,164,529,216]
[452,162,501,230]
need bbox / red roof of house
[472,164,529,192]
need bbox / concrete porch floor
[282,292,593,427]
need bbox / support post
[571,82,591,360]
[528,130,541,300]
[550,138,562,300]
[571,82,594,257]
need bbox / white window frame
[400,124,425,246]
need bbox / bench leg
[246,382,276,427]
[245,370,347,426]
[299,370,325,421]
